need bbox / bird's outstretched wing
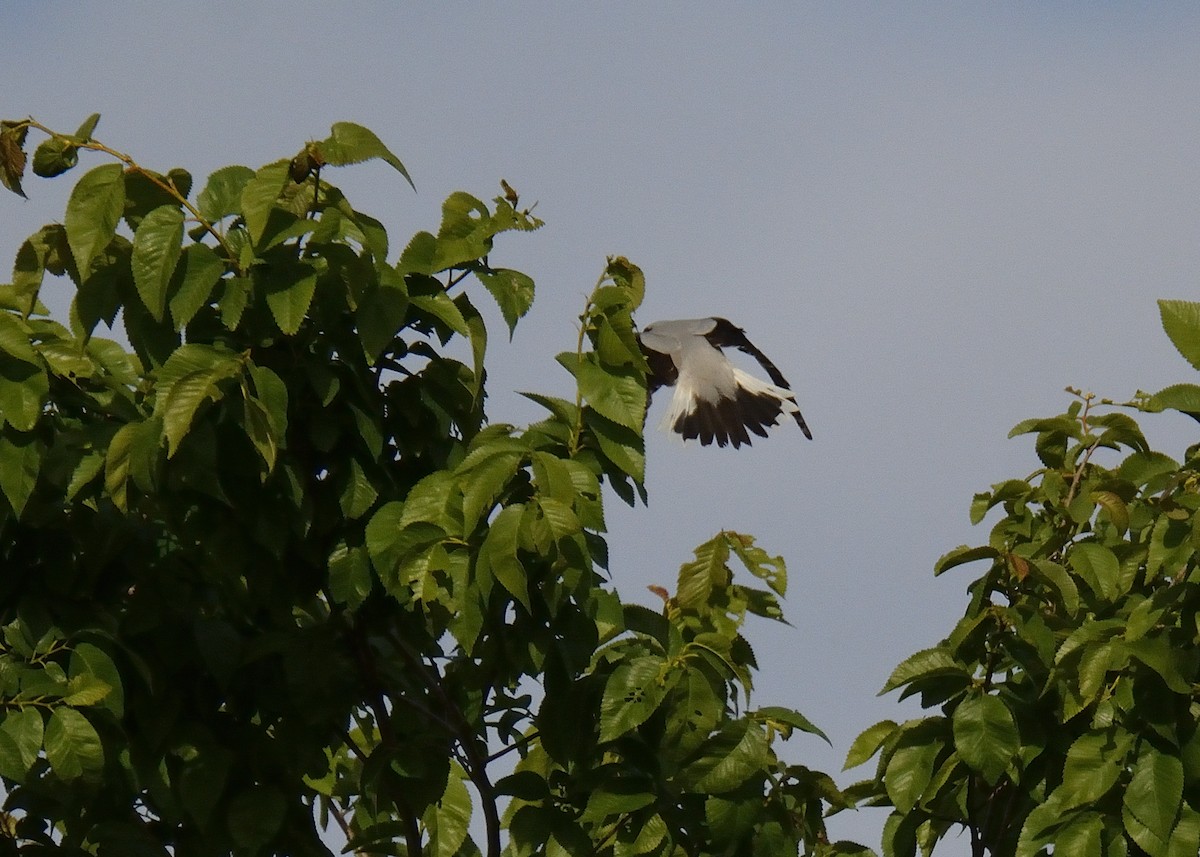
[702,318,813,440]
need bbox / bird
[638,317,812,448]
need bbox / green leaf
[561,352,646,431]
[883,728,943,814]
[477,268,535,337]
[0,312,37,364]
[65,163,125,276]
[1057,730,1130,810]
[1032,559,1079,616]
[677,533,730,610]
[356,276,409,363]
[154,344,245,456]
[263,260,318,335]
[197,164,255,221]
[952,694,1018,784]
[328,541,373,609]
[1147,383,1200,416]
[1069,542,1120,601]
[585,409,645,486]
[755,705,829,743]
[44,707,104,781]
[240,161,289,245]
[481,505,529,612]
[69,642,124,717]
[1159,299,1200,370]
[0,430,42,515]
[169,243,225,330]
[339,458,378,519]
[689,721,770,793]
[1126,636,1193,694]
[933,544,1001,576]
[1167,804,1200,857]
[0,352,48,432]
[131,205,185,321]
[425,762,472,857]
[880,647,968,695]
[844,720,899,770]
[460,449,524,534]
[0,708,44,782]
[1053,813,1103,857]
[411,291,470,338]
[318,122,415,189]
[1123,743,1183,855]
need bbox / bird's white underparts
[638,317,812,448]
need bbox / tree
[846,302,1200,856]
[0,116,856,856]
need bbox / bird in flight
[638,317,812,448]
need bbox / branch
[385,630,504,857]
[22,118,243,275]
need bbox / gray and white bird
[638,317,812,448]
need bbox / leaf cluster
[846,301,1200,857]
[0,116,850,857]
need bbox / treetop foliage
[846,300,1200,856]
[0,115,853,856]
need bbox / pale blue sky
[6,4,1200,851]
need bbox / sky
[6,3,1200,852]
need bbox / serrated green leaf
[1123,743,1182,854]
[154,344,244,456]
[318,122,414,189]
[883,730,942,814]
[1032,559,1079,616]
[460,452,523,536]
[1159,299,1200,371]
[169,243,225,330]
[677,533,730,610]
[562,352,646,431]
[263,260,317,335]
[844,720,899,770]
[240,161,289,245]
[197,164,255,221]
[690,721,769,793]
[0,312,36,364]
[585,409,646,488]
[1069,542,1120,601]
[880,647,967,695]
[755,705,829,743]
[339,458,378,519]
[328,541,373,609]
[952,694,1018,784]
[0,121,29,197]
[65,163,125,276]
[425,762,472,857]
[477,268,534,337]
[1057,730,1130,810]
[481,504,529,612]
[0,353,48,432]
[934,544,1000,576]
[0,430,42,515]
[131,205,185,321]
[600,656,669,743]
